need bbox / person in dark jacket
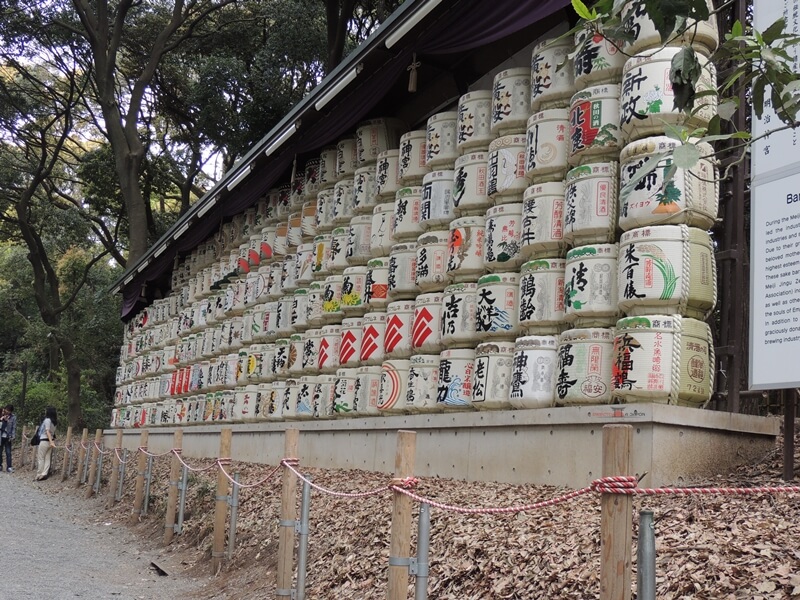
[0,405,16,472]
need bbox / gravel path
[2,467,205,599]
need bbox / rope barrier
[93,441,113,455]
[217,460,283,489]
[591,475,800,497]
[171,448,218,473]
[282,461,389,499]
[137,446,174,458]
[113,447,129,464]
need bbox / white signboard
[750,0,800,388]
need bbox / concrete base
[107,404,780,488]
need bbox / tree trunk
[60,336,84,428]
[326,0,357,72]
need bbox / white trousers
[36,442,53,479]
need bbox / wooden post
[75,428,89,485]
[275,428,300,597]
[86,429,103,497]
[106,429,124,508]
[60,426,74,481]
[132,430,149,518]
[387,430,417,600]
[20,426,27,469]
[211,427,233,574]
[784,389,796,481]
[600,424,633,600]
[164,429,184,544]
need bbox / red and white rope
[137,446,174,458]
[170,448,217,473]
[282,461,390,499]
[217,460,283,489]
[592,475,800,497]
[113,447,129,464]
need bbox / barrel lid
[290,333,303,341]
[451,215,486,227]
[321,324,342,333]
[495,66,530,79]
[515,335,558,348]
[571,84,620,104]
[367,257,389,268]
[527,109,569,126]
[341,317,364,327]
[566,244,618,260]
[350,215,373,224]
[400,129,427,140]
[410,354,441,365]
[559,327,614,343]
[417,231,449,244]
[415,292,444,303]
[459,89,492,102]
[387,300,415,312]
[396,186,424,198]
[357,364,382,373]
[444,281,478,292]
[428,111,458,123]
[566,162,619,183]
[489,134,526,151]
[486,202,523,217]
[343,265,368,274]
[534,36,574,52]
[355,165,376,174]
[363,311,387,322]
[475,341,516,354]
[455,151,488,167]
[331,226,348,236]
[478,272,520,285]
[390,242,418,252]
[422,170,455,181]
[524,181,566,198]
[373,202,394,213]
[522,258,567,272]
[441,348,476,359]
[615,315,682,332]
[377,149,400,159]
[324,274,343,283]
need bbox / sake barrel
[296,376,316,418]
[291,170,305,212]
[336,137,358,182]
[457,90,494,152]
[530,37,575,111]
[484,203,524,271]
[426,111,459,168]
[555,328,615,405]
[406,354,441,413]
[318,324,342,374]
[341,266,368,315]
[612,315,713,406]
[568,85,622,165]
[453,151,490,216]
[266,381,284,420]
[387,242,418,300]
[347,215,373,266]
[356,365,382,415]
[277,184,292,219]
[393,186,424,241]
[288,333,304,375]
[618,137,718,231]
[446,215,485,282]
[274,221,288,257]
[280,253,298,293]
[472,341,515,409]
[273,338,290,378]
[266,263,283,301]
[263,301,279,341]
[476,272,520,340]
[525,109,570,182]
[360,311,387,366]
[440,282,479,348]
[420,170,455,230]
[564,244,620,327]
[328,227,349,273]
[356,118,404,165]
[520,182,567,259]
[295,243,315,285]
[353,165,378,215]
[398,129,430,185]
[620,48,717,144]
[302,329,320,373]
[413,292,444,353]
[487,134,527,203]
[256,383,272,419]
[518,259,567,334]
[304,158,320,200]
[573,26,626,89]
[321,274,344,322]
[370,202,395,257]
[436,348,475,409]
[378,359,410,413]
[415,231,449,292]
[282,379,300,419]
[306,282,324,327]
[333,368,358,415]
[617,225,716,319]
[622,0,718,56]
[509,335,558,408]
[491,67,531,135]
[332,179,355,226]
[563,162,619,246]
[301,201,317,239]
[375,149,401,201]
[316,188,336,233]
[260,225,277,263]
[339,317,363,367]
[385,300,415,359]
[319,146,339,189]
[313,374,337,418]
[312,234,331,279]
[365,257,390,309]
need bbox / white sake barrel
[304,158,320,200]
[437,348,475,409]
[564,244,620,327]
[563,162,619,246]
[573,26,626,89]
[338,317,363,367]
[472,341,515,409]
[388,242,418,300]
[296,243,315,285]
[385,300,415,359]
[260,225,277,262]
[332,179,355,226]
[318,146,338,190]
[518,259,567,334]
[360,311,387,366]
[406,354,440,413]
[446,215,485,282]
[246,236,261,272]
[318,324,341,374]
[530,37,575,111]
[291,171,305,212]
[356,365,382,415]
[288,333,304,375]
[336,137,358,181]
[256,383,272,419]
[453,151,490,216]
[347,215,373,266]
[412,292,444,353]
[365,257,390,309]
[274,221,288,257]
[440,282,478,348]
[241,310,254,344]
[277,184,292,219]
[293,288,309,330]
[617,225,716,319]
[247,344,264,381]
[457,90,494,152]
[415,231,449,292]
[525,109,570,182]
[328,226,349,273]
[316,188,336,233]
[370,202,395,257]
[276,295,294,337]
[356,118,404,165]
[612,315,713,406]
[342,266,368,315]
[568,85,622,165]
[398,129,430,185]
[487,134,527,203]
[333,368,358,415]
[321,274,343,322]
[555,328,615,405]
[393,186,424,241]
[520,182,566,259]
[302,329,320,373]
[421,170,455,230]
[259,193,278,226]
[353,166,378,215]
[619,137,718,231]
[426,111,459,168]
[375,150,401,201]
[313,374,337,418]
[378,359,410,413]
[509,335,558,408]
[275,337,291,378]
[622,0,718,56]
[620,48,716,144]
[306,282,324,327]
[253,266,270,305]
[280,253,298,293]
[266,381,284,419]
[491,67,531,135]
[484,202,524,271]
[476,272,520,340]
[296,376,316,418]
[312,234,331,279]
[301,201,317,239]
[263,301,279,341]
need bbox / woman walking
[34,407,57,481]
